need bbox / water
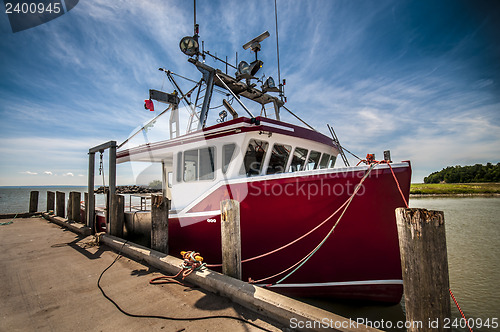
[1,188,499,330]
[0,186,109,214]
[301,197,500,331]
[410,197,500,331]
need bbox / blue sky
[1,0,499,186]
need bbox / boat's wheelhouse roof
[116,116,336,164]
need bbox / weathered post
[109,194,124,238]
[105,192,109,232]
[396,208,451,332]
[29,191,39,213]
[67,193,73,220]
[220,199,241,280]
[151,194,169,254]
[47,191,55,213]
[87,151,95,232]
[56,191,65,218]
[83,192,88,224]
[70,191,81,222]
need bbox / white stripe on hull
[260,279,404,288]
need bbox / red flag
[144,99,154,112]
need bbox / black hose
[97,244,273,332]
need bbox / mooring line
[251,163,377,285]
[0,213,17,226]
[450,288,473,331]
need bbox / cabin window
[306,150,321,170]
[241,139,268,176]
[168,172,173,188]
[199,147,215,180]
[319,153,331,169]
[184,149,198,181]
[222,143,236,174]
[176,152,183,182]
[182,147,215,182]
[289,147,308,172]
[267,144,291,174]
[328,155,337,168]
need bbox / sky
[0,0,499,186]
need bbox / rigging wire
[210,96,235,110]
[209,103,226,110]
[166,70,229,98]
[99,151,106,194]
[206,163,378,270]
[252,163,377,285]
[342,146,362,161]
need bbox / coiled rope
[150,251,206,285]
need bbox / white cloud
[63,172,74,177]
[20,171,37,175]
[1,0,499,187]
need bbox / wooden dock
[7,190,454,331]
[0,217,282,331]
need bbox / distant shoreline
[410,182,500,197]
[0,185,88,188]
[411,193,500,198]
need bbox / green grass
[410,183,500,195]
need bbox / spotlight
[218,110,228,123]
[179,36,199,56]
[237,61,251,78]
[249,60,263,76]
[262,76,280,93]
[236,60,263,80]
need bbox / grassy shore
[410,183,500,196]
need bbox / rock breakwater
[95,185,161,194]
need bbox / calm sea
[0,186,103,214]
[301,197,500,332]
[1,188,498,331]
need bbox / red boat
[117,114,410,303]
[113,15,411,303]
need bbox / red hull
[169,163,411,303]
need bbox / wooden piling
[220,199,241,280]
[67,193,73,220]
[151,194,169,254]
[83,192,88,224]
[396,208,451,332]
[70,192,81,222]
[29,191,39,213]
[109,194,124,237]
[56,191,65,218]
[47,191,55,213]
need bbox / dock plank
[0,218,281,331]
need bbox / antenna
[193,0,199,38]
[234,31,269,81]
[242,31,270,60]
[179,0,201,57]
[274,0,284,101]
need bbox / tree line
[424,163,500,183]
